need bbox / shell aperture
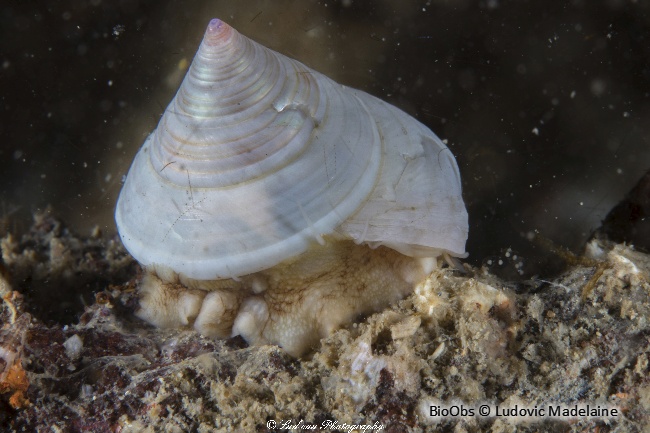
[115,18,469,281]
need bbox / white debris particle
[113,24,125,37]
[80,384,94,399]
[63,334,84,361]
[431,342,445,360]
[532,127,539,136]
[570,90,576,98]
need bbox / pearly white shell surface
[115,18,468,280]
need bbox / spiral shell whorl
[153,20,322,189]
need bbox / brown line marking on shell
[160,161,176,172]
[437,147,453,171]
[321,133,330,184]
[187,170,195,208]
[321,134,340,192]
[162,169,208,242]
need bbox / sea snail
[115,18,468,356]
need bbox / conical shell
[115,18,468,280]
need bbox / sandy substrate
[0,211,648,432]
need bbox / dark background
[2,0,649,277]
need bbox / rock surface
[1,212,649,432]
